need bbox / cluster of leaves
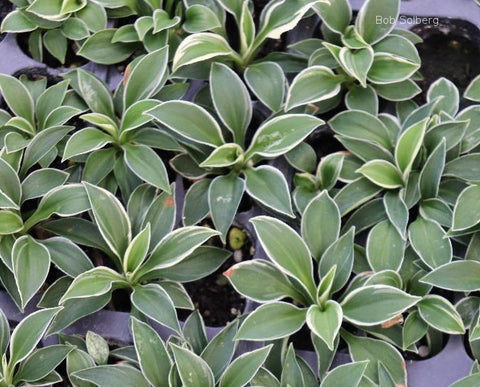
[1,0,480,385]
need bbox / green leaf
[201,320,238,380]
[452,185,480,232]
[356,0,400,44]
[306,301,342,351]
[41,237,93,277]
[244,62,285,112]
[208,174,244,243]
[286,65,342,110]
[329,110,391,149]
[342,331,406,386]
[183,179,211,226]
[138,226,219,275]
[200,144,243,168]
[402,310,428,350]
[9,308,60,368]
[313,0,351,34]
[340,47,374,88]
[258,0,322,40]
[246,114,323,158]
[120,100,158,133]
[417,295,465,334]
[465,74,480,102]
[44,30,67,64]
[170,344,215,387]
[421,261,480,292]
[0,74,34,125]
[444,154,480,182]
[63,127,112,160]
[320,361,369,387]
[319,227,355,293]
[419,139,446,199]
[285,142,316,173]
[147,101,224,147]
[341,285,420,326]
[123,144,170,192]
[374,79,421,101]
[367,54,419,84]
[74,69,115,119]
[83,182,131,258]
[356,160,403,189]
[24,184,89,229]
[131,317,170,387]
[0,310,9,356]
[73,365,150,387]
[21,168,69,203]
[225,260,303,303]
[219,345,272,387]
[123,224,150,274]
[366,220,404,272]
[245,166,293,217]
[408,218,452,269]
[383,191,408,238]
[130,284,180,333]
[345,85,378,115]
[301,191,340,261]
[1,9,37,33]
[251,216,316,298]
[173,33,234,71]
[15,345,72,384]
[451,374,480,387]
[78,29,136,65]
[13,236,51,310]
[427,77,460,116]
[395,118,427,178]
[280,344,304,386]
[0,210,23,235]
[210,63,251,145]
[183,5,219,33]
[124,47,169,109]
[86,331,109,365]
[235,302,307,341]
[60,267,126,303]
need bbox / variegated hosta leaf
[235,302,307,341]
[172,32,235,71]
[342,330,407,386]
[417,295,465,334]
[341,285,420,326]
[250,216,316,298]
[286,66,343,110]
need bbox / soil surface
[412,19,480,103]
[180,226,254,327]
[17,33,87,68]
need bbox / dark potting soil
[179,226,254,327]
[16,32,88,69]
[412,18,480,104]
[12,67,63,86]
[0,0,11,43]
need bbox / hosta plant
[53,182,230,334]
[225,196,465,383]
[1,0,107,64]
[148,62,323,241]
[172,0,329,77]
[81,0,227,65]
[0,308,70,386]
[61,47,188,200]
[286,0,422,113]
[65,313,269,387]
[0,158,93,312]
[0,73,86,177]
